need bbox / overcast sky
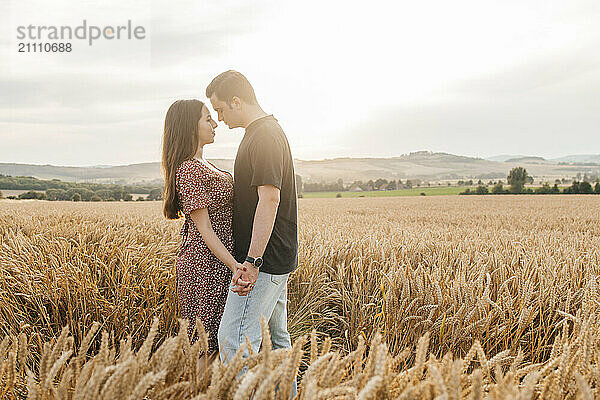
[1,0,599,166]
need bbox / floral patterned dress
[175,158,234,352]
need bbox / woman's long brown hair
[162,99,204,219]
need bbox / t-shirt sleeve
[177,162,210,214]
[249,131,284,189]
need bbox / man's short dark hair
[206,70,258,105]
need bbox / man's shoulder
[252,118,284,138]
[247,123,286,150]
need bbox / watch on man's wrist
[245,255,264,269]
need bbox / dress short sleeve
[177,161,210,214]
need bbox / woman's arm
[189,208,239,273]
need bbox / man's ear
[230,96,242,110]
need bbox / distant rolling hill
[0,162,169,185]
[1,151,599,185]
[550,154,600,163]
[504,156,550,164]
[486,154,531,162]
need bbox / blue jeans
[218,270,297,398]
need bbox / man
[207,70,298,395]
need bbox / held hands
[231,263,249,293]
[231,261,259,296]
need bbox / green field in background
[300,186,465,198]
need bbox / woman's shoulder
[177,158,201,172]
[176,158,205,180]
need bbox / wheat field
[1,195,599,399]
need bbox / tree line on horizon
[460,167,600,195]
[0,175,163,202]
[299,172,600,194]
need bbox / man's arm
[248,184,280,258]
[233,184,280,295]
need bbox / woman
[161,99,247,357]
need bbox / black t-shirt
[233,115,298,275]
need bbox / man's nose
[211,120,218,129]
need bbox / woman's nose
[211,120,218,129]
